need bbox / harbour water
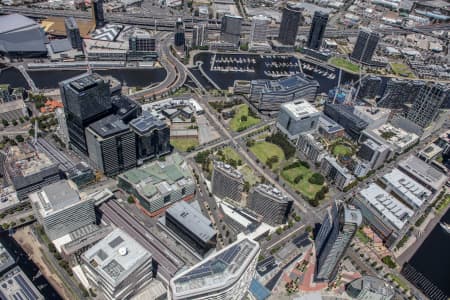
[0,67,166,89]
[404,209,450,299]
[0,231,62,299]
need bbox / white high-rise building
[169,238,260,300]
[250,15,269,43]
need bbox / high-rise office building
[85,115,136,176]
[315,201,362,281]
[64,17,82,51]
[220,15,242,45]
[169,238,260,300]
[59,73,112,155]
[250,15,270,44]
[166,201,217,255]
[30,180,96,240]
[92,0,105,29]
[192,23,208,47]
[406,83,448,128]
[278,3,303,45]
[248,184,293,226]
[174,18,185,48]
[306,11,328,50]
[82,228,153,300]
[211,161,244,202]
[129,111,171,164]
[378,79,425,110]
[323,103,368,140]
[350,30,380,65]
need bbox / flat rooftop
[318,114,344,133]
[130,110,167,134]
[0,267,44,300]
[359,184,414,231]
[398,155,447,191]
[0,99,26,114]
[0,242,14,273]
[382,168,432,208]
[254,184,290,203]
[281,99,319,119]
[30,180,81,217]
[214,161,243,180]
[89,115,129,139]
[170,238,259,298]
[67,73,104,92]
[166,201,216,242]
[353,106,390,121]
[369,124,419,150]
[6,144,55,178]
[82,228,151,287]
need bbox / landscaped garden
[229,104,260,132]
[170,138,198,152]
[329,57,360,73]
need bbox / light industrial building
[0,14,47,58]
[397,155,447,193]
[247,184,293,226]
[3,144,63,200]
[30,180,96,240]
[82,228,153,300]
[249,75,319,114]
[346,276,395,300]
[315,201,362,282]
[86,115,137,176]
[118,153,195,216]
[165,201,217,255]
[169,238,260,300]
[353,183,414,247]
[320,155,355,190]
[211,161,244,203]
[0,100,28,122]
[360,124,419,154]
[381,168,432,209]
[276,99,320,140]
[129,110,171,164]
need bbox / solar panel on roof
[15,275,38,300]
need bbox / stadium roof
[0,14,37,34]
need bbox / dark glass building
[129,111,171,164]
[350,30,380,65]
[220,15,242,45]
[323,103,368,140]
[278,3,303,45]
[92,0,105,29]
[59,73,112,155]
[64,17,83,50]
[306,11,328,50]
[174,18,185,48]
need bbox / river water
[406,209,450,298]
[0,231,62,299]
[0,67,166,90]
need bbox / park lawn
[281,165,323,199]
[229,104,260,132]
[250,142,285,170]
[333,144,353,156]
[329,57,360,73]
[239,165,260,185]
[170,138,199,152]
[220,146,241,163]
[390,63,415,78]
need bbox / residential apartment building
[320,155,355,190]
[211,161,244,202]
[278,3,303,45]
[297,133,326,163]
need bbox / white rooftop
[281,99,319,120]
[398,155,447,191]
[382,168,432,208]
[353,106,390,122]
[82,228,151,287]
[359,184,414,231]
[369,123,419,151]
